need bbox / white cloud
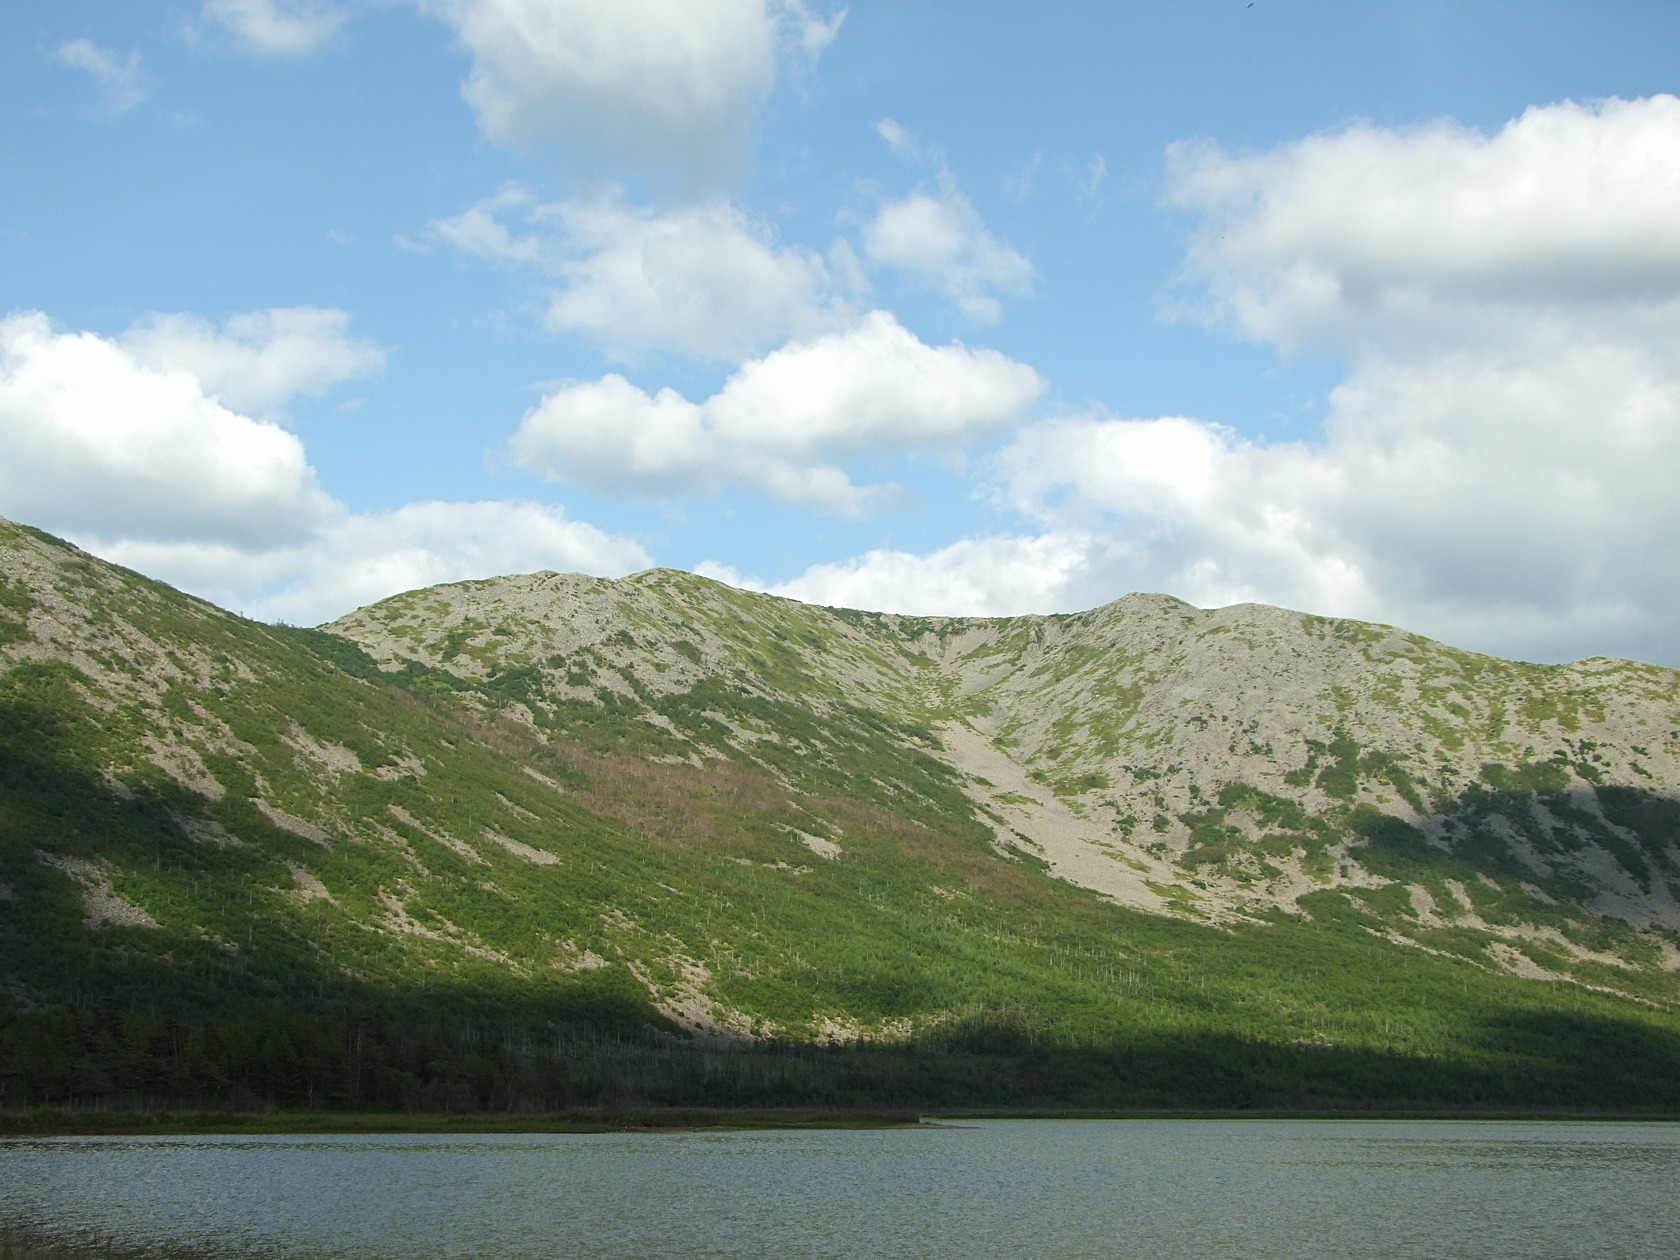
[863,175,1032,323]
[421,0,841,175]
[875,117,916,158]
[104,500,651,626]
[1168,94,1680,349]
[428,186,851,359]
[425,184,550,265]
[120,307,383,414]
[510,310,1043,516]
[0,311,647,626]
[703,532,1095,616]
[784,0,844,58]
[55,40,148,114]
[424,168,1028,358]
[975,327,1680,663]
[547,199,847,359]
[200,0,350,55]
[0,312,334,549]
[752,97,1680,666]
[993,415,1375,617]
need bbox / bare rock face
[896,596,1680,933]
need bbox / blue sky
[3,1,1679,666]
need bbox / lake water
[3,1120,1677,1259]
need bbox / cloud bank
[752,97,1680,666]
[100,499,649,627]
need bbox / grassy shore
[7,1104,1679,1138]
[0,1106,922,1137]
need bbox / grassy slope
[2,519,1679,1110]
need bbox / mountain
[330,567,1680,955]
[3,514,1679,1112]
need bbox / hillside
[3,514,1679,1111]
[332,568,1680,961]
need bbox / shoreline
[0,1107,921,1137]
[4,1105,1679,1137]
[937,1107,1680,1122]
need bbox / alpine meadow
[4,514,1678,1115]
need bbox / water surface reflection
[3,1120,1676,1259]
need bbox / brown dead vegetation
[435,693,1097,914]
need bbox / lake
[2,1120,1676,1259]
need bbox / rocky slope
[330,566,1680,983]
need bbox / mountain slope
[3,515,1680,1111]
[330,566,1680,983]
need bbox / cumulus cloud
[200,0,350,55]
[421,0,841,176]
[0,312,334,549]
[863,182,1032,322]
[55,40,148,114]
[202,0,842,174]
[424,184,550,265]
[120,307,383,414]
[1168,94,1680,348]
[974,330,1680,663]
[427,186,852,359]
[750,97,1680,666]
[545,198,854,359]
[0,312,647,625]
[863,129,1033,323]
[510,310,1044,516]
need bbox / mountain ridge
[327,563,1680,950]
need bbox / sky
[3,1,1679,667]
